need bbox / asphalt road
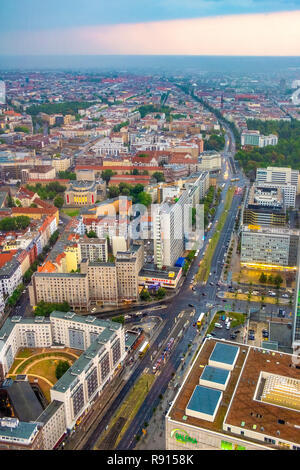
[83,129,246,450]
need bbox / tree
[54,195,64,208]
[152,172,165,183]
[34,301,70,317]
[108,185,120,198]
[140,289,151,301]
[111,315,125,325]
[259,272,267,284]
[49,230,59,245]
[58,171,76,180]
[55,360,70,380]
[0,216,30,231]
[14,126,30,133]
[102,169,115,184]
[86,230,97,238]
[268,274,274,284]
[137,191,152,207]
[274,274,283,289]
[157,287,166,299]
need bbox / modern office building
[241,225,299,269]
[256,167,299,191]
[251,182,296,208]
[241,131,278,148]
[166,339,300,450]
[292,245,300,349]
[153,172,207,268]
[243,184,286,227]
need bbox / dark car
[249,329,255,334]
[234,330,240,334]
[248,335,255,341]
[188,304,195,308]
[202,293,206,296]
[230,334,237,340]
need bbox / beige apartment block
[30,272,90,311]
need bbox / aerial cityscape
[0,0,300,457]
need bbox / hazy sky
[1,0,300,55]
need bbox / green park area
[207,311,246,335]
[196,186,235,284]
[7,349,78,402]
[95,373,155,450]
[61,208,80,217]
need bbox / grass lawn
[196,186,235,284]
[15,348,36,359]
[227,311,246,329]
[206,314,220,335]
[8,359,23,374]
[15,352,76,374]
[95,373,155,449]
[62,208,80,217]
[206,311,246,336]
[27,358,68,385]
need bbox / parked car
[248,334,255,340]
[214,323,223,329]
[230,334,237,340]
[188,304,195,308]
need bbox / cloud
[1,10,300,56]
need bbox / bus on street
[197,312,206,327]
[138,341,150,357]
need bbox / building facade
[241,225,299,269]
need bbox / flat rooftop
[200,365,230,386]
[187,385,222,417]
[167,339,300,447]
[209,342,239,366]
[5,381,44,422]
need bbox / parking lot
[208,313,247,344]
[247,320,269,347]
